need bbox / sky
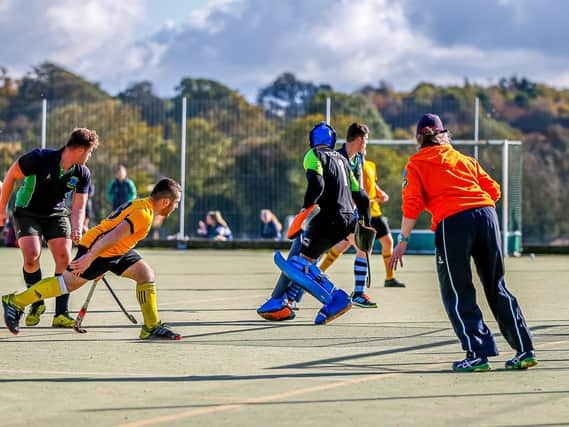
[1,0,569,101]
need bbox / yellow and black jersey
[363,160,382,217]
[80,197,154,257]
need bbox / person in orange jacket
[390,113,536,372]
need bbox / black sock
[23,268,44,308]
[54,273,69,316]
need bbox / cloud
[0,0,144,85]
[2,0,569,99]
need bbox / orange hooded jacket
[402,144,501,230]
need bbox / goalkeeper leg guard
[274,251,351,325]
[136,282,160,329]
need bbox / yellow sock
[320,247,342,272]
[13,277,63,308]
[383,252,395,280]
[136,282,159,328]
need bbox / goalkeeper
[257,122,372,325]
[3,178,183,340]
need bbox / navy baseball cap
[416,114,448,136]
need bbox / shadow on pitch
[75,390,569,414]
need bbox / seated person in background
[197,210,233,240]
[259,209,282,240]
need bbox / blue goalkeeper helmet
[309,122,336,149]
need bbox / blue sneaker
[314,289,352,325]
[452,352,491,372]
[257,297,296,321]
[505,351,538,370]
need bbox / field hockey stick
[73,279,100,333]
[101,276,138,324]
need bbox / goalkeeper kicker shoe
[25,301,46,326]
[314,289,352,325]
[505,351,538,370]
[257,297,296,321]
[351,292,378,308]
[140,322,181,340]
[52,312,75,328]
[452,352,491,372]
[2,294,24,335]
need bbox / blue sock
[353,256,367,295]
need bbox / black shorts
[301,212,356,259]
[370,215,390,239]
[13,209,71,241]
[70,245,143,280]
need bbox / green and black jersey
[302,147,360,217]
[15,148,91,217]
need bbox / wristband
[397,234,410,243]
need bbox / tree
[257,72,332,118]
[307,91,392,139]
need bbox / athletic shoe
[140,322,181,340]
[25,302,46,326]
[351,293,378,308]
[314,289,352,325]
[452,352,491,372]
[384,278,406,288]
[505,351,538,370]
[2,294,23,335]
[52,312,75,328]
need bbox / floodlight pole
[179,97,187,241]
[326,97,331,125]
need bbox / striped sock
[353,256,368,294]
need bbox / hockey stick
[73,279,100,333]
[101,276,138,324]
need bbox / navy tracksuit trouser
[435,206,534,357]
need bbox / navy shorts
[13,208,71,241]
[301,212,356,259]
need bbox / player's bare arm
[0,161,25,226]
[70,192,88,244]
[69,220,132,275]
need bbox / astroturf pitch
[0,248,568,427]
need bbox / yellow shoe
[52,312,75,328]
[25,302,46,326]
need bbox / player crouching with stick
[2,178,182,340]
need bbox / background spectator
[107,164,137,210]
[197,210,233,240]
[259,209,282,240]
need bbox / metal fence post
[474,97,479,160]
[41,99,47,149]
[179,97,187,242]
[502,139,509,256]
